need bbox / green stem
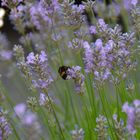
[96,84,115,140]
[43,90,65,140]
[65,83,79,124]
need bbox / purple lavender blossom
[30,2,50,30]
[26,52,36,64]
[123,0,138,10]
[14,103,37,125]
[89,26,97,34]
[39,93,53,112]
[122,102,136,134]
[94,0,138,19]
[14,103,41,140]
[109,3,121,16]
[95,39,103,48]
[14,103,26,118]
[0,50,12,60]
[95,115,108,139]
[9,5,29,33]
[83,39,113,83]
[39,93,47,106]
[67,66,85,95]
[1,0,23,7]
[131,0,138,6]
[26,51,53,90]
[98,19,108,31]
[83,41,93,73]
[51,33,62,42]
[30,0,60,31]
[71,4,85,13]
[39,51,48,63]
[61,0,85,28]
[85,19,136,83]
[27,51,46,64]
[37,78,53,89]
[68,38,84,50]
[70,125,84,140]
[94,1,121,18]
[0,33,12,61]
[67,66,81,79]
[133,100,140,107]
[122,100,140,134]
[0,110,12,139]
[23,112,37,125]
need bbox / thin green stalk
[88,1,96,25]
[84,104,95,140]
[77,51,97,119]
[120,81,128,101]
[0,80,14,108]
[10,122,21,140]
[96,84,115,140]
[115,85,123,104]
[0,80,23,140]
[64,90,70,123]
[85,78,94,111]
[102,85,117,118]
[43,89,65,140]
[38,107,56,139]
[101,85,119,139]
[116,90,120,120]
[89,74,97,117]
[99,84,121,127]
[57,46,64,65]
[65,83,79,124]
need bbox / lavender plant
[95,115,108,140]
[0,109,11,140]
[70,125,84,140]
[0,0,140,140]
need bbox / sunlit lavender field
[0,0,140,139]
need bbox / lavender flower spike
[122,100,140,135]
[67,66,85,95]
[70,125,84,140]
[26,50,53,91]
[39,93,53,112]
[0,109,12,140]
[122,102,136,134]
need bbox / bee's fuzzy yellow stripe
[60,72,65,77]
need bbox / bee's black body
[58,66,70,80]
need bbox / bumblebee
[58,66,70,80]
